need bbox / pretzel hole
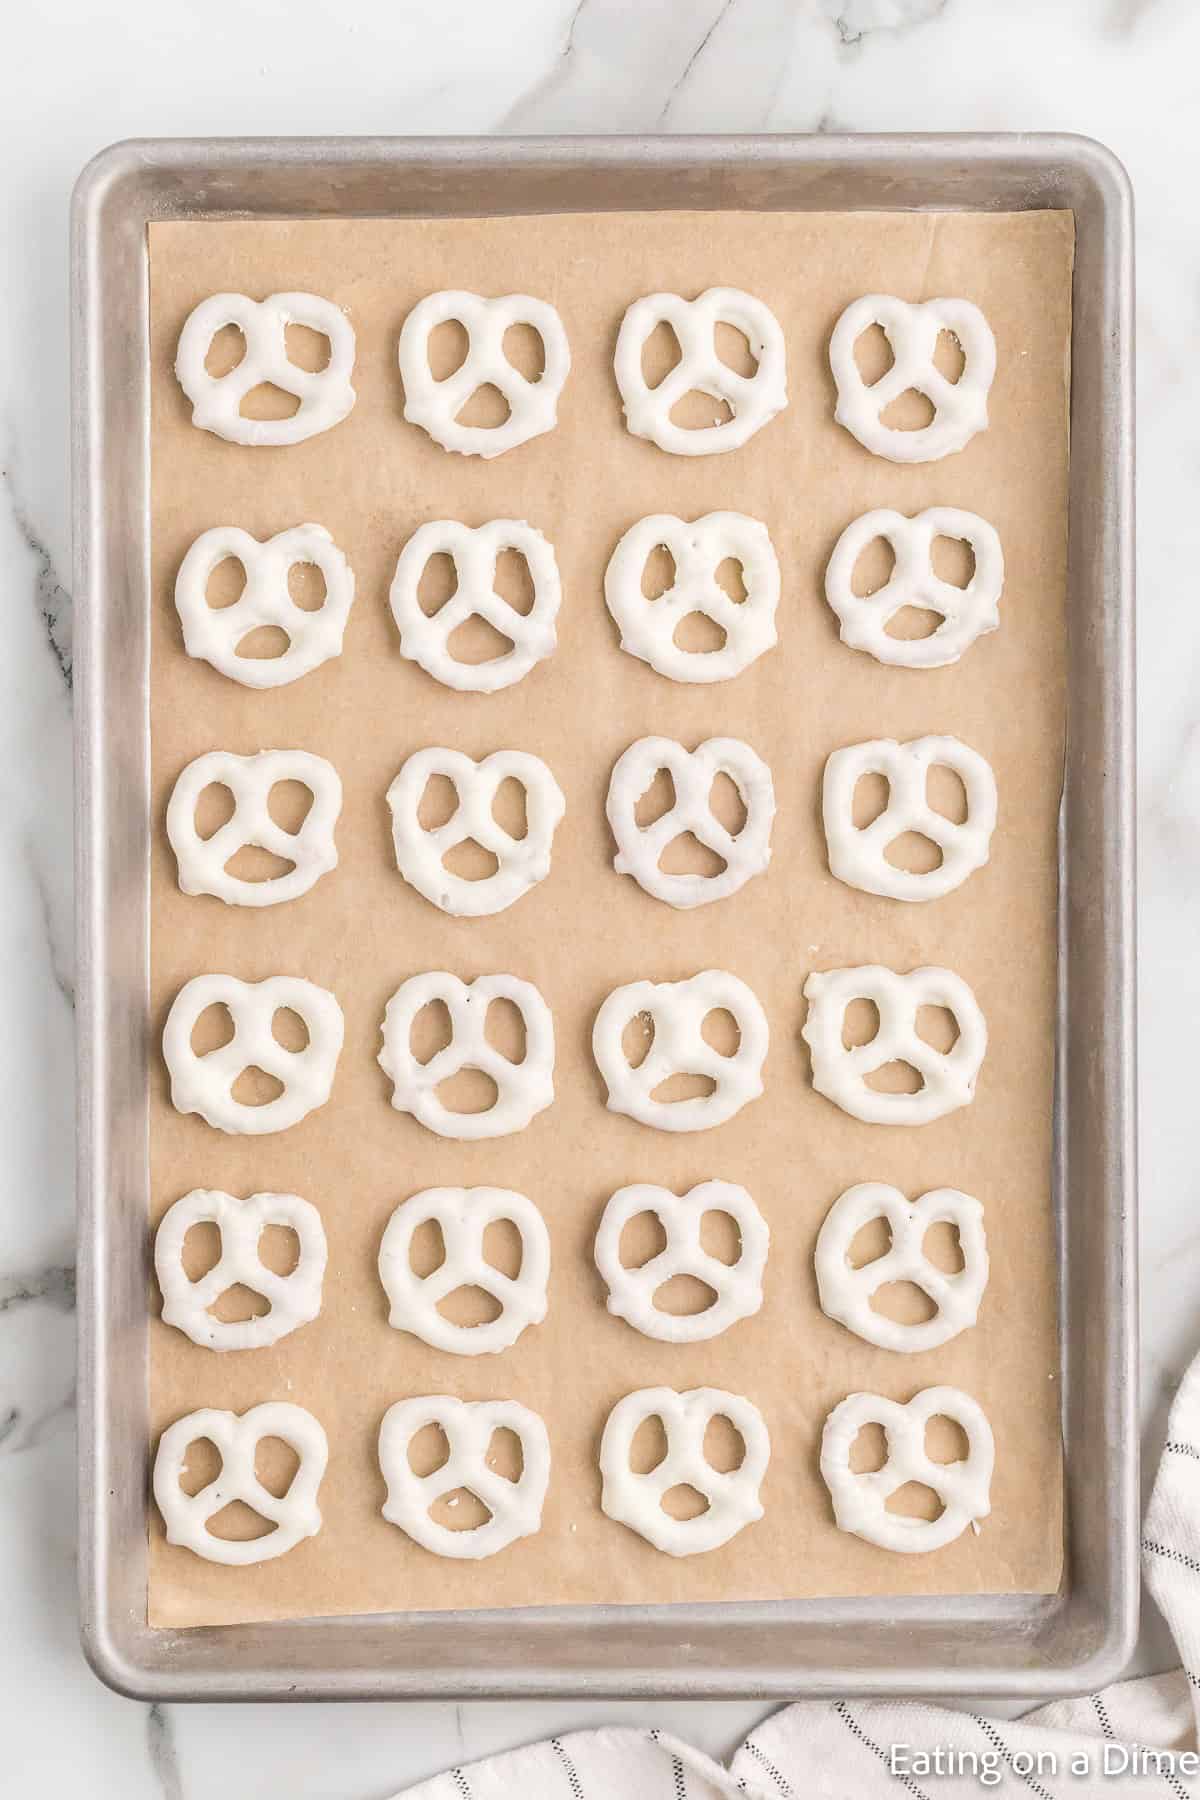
[662,1483,710,1520]
[700,1209,742,1266]
[435,1069,500,1116]
[231,1066,287,1107]
[704,1413,746,1473]
[922,1221,964,1274]
[933,328,966,383]
[235,625,292,660]
[204,555,247,610]
[926,1414,971,1464]
[191,1002,235,1055]
[177,1435,222,1496]
[927,765,969,824]
[255,1435,302,1497]
[483,1217,524,1280]
[630,1413,668,1474]
[658,832,726,878]
[651,1072,717,1104]
[442,838,500,882]
[501,322,546,383]
[284,322,332,373]
[407,1421,450,1477]
[673,611,727,654]
[702,1007,741,1058]
[487,1425,525,1482]
[714,556,748,604]
[852,323,894,386]
[878,389,936,432]
[883,831,943,875]
[194,781,236,838]
[621,1010,655,1070]
[847,1215,892,1269]
[714,322,758,377]
[884,606,941,641]
[869,1281,938,1326]
[916,1005,960,1053]
[618,1209,668,1270]
[286,560,328,612]
[931,534,976,588]
[709,772,748,834]
[224,846,297,883]
[492,775,529,839]
[258,1223,301,1277]
[841,997,880,1050]
[206,1501,277,1542]
[415,774,458,832]
[852,772,890,828]
[408,1217,446,1277]
[864,1061,923,1095]
[446,615,515,666]
[427,318,469,380]
[431,1489,492,1531]
[417,552,459,618]
[652,1274,719,1317]
[206,1283,270,1324]
[493,547,536,617]
[887,1482,945,1523]
[267,778,315,833]
[411,999,453,1065]
[485,996,527,1064]
[669,392,734,432]
[850,536,895,598]
[640,320,682,390]
[436,1284,503,1328]
[239,383,302,422]
[640,543,677,602]
[849,1422,888,1474]
[181,1220,223,1281]
[455,382,511,429]
[204,324,246,377]
[272,1007,310,1053]
[634,768,676,827]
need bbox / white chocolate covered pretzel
[594,1181,768,1343]
[399,291,570,458]
[824,507,1003,669]
[614,289,786,455]
[815,1183,988,1353]
[153,1402,328,1565]
[175,291,356,447]
[378,1396,550,1559]
[389,519,560,693]
[378,972,554,1140]
[820,1386,994,1553]
[174,523,355,688]
[604,512,779,684]
[593,971,768,1133]
[379,1187,550,1356]
[829,294,996,463]
[387,748,565,917]
[822,736,997,902]
[600,1387,769,1556]
[167,749,342,908]
[802,965,986,1127]
[607,735,774,909]
[155,1188,327,1352]
[162,973,344,1136]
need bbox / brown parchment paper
[147,209,1073,1629]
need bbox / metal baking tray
[73,133,1136,1701]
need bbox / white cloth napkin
[397,1355,1200,1798]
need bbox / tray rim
[72,130,1137,1702]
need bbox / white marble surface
[0,0,1190,1789]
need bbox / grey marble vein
[821,0,949,50]
[2,466,73,690]
[29,831,75,1009]
[0,1265,76,1314]
[147,1704,184,1800]
[657,0,737,125]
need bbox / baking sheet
[147,209,1072,1629]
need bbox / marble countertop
[1,0,1188,1790]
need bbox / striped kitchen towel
[396,1353,1200,1797]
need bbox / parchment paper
[147,209,1073,1628]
